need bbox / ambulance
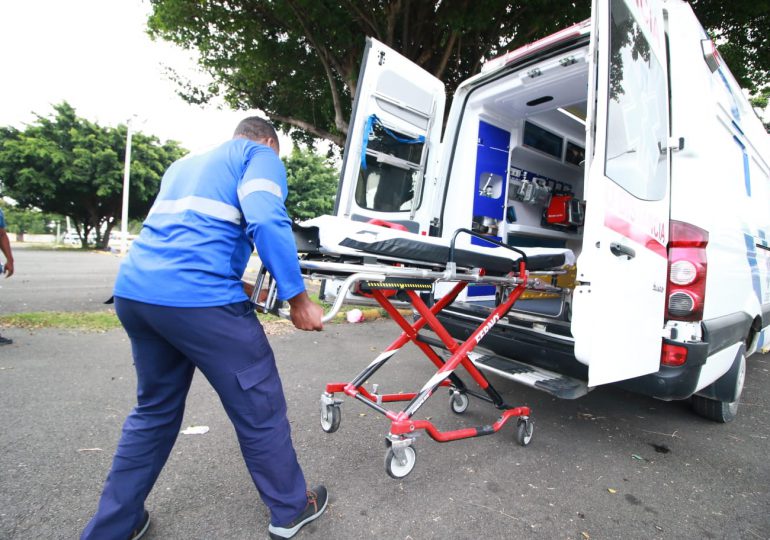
[328,0,770,422]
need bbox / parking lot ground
[2,246,769,539]
[1,319,768,540]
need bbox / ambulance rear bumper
[615,340,709,400]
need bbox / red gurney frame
[258,228,554,478]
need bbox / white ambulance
[329,0,770,422]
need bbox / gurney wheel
[320,404,341,433]
[515,418,534,447]
[385,446,417,479]
[449,392,469,414]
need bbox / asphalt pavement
[1,247,768,539]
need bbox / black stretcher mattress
[338,237,566,273]
[293,216,571,275]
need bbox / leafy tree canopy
[284,146,339,221]
[148,0,592,147]
[0,200,62,236]
[690,0,769,96]
[0,102,186,248]
[147,0,769,147]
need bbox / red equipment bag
[545,194,572,225]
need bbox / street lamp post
[120,117,135,255]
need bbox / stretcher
[253,216,574,478]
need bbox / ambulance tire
[691,352,746,423]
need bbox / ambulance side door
[334,38,445,234]
[572,0,671,386]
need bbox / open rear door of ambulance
[572,0,671,386]
[334,38,445,234]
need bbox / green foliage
[689,0,769,95]
[147,0,591,147]
[751,89,769,110]
[0,200,61,235]
[147,0,768,147]
[750,89,770,133]
[0,102,186,248]
[284,146,339,221]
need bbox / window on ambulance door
[604,0,668,201]
[355,122,425,212]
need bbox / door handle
[610,242,635,259]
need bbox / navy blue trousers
[81,298,307,539]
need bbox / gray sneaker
[268,486,328,539]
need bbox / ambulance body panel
[330,0,770,421]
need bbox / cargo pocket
[234,362,286,424]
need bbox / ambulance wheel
[692,351,746,423]
[515,418,534,446]
[384,446,417,479]
[450,392,470,414]
[320,404,341,433]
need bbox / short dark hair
[233,116,278,143]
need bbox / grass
[0,311,122,331]
[0,298,407,332]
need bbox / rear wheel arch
[745,316,762,354]
[692,344,746,423]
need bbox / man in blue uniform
[0,207,14,345]
[82,117,327,540]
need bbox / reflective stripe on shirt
[238,178,283,202]
[149,195,242,225]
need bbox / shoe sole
[130,513,150,540]
[268,496,328,539]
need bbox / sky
[0,0,272,154]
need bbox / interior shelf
[505,224,581,240]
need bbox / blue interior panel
[474,121,509,221]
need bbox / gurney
[253,216,575,478]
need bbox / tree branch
[270,113,345,147]
[384,0,403,45]
[285,0,349,133]
[342,0,382,39]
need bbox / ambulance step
[417,333,588,400]
[471,354,588,399]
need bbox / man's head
[233,117,280,154]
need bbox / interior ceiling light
[557,107,586,125]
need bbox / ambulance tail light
[666,221,708,322]
[661,343,688,367]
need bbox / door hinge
[668,136,685,152]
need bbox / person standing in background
[0,207,15,345]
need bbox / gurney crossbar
[255,226,553,477]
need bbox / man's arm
[239,146,322,330]
[244,200,323,331]
[0,228,14,278]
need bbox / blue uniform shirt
[0,208,6,229]
[114,138,305,307]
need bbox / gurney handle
[449,228,528,268]
[306,271,387,323]
[253,265,387,324]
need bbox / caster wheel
[450,392,470,414]
[384,446,417,479]
[320,404,341,433]
[515,418,534,446]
